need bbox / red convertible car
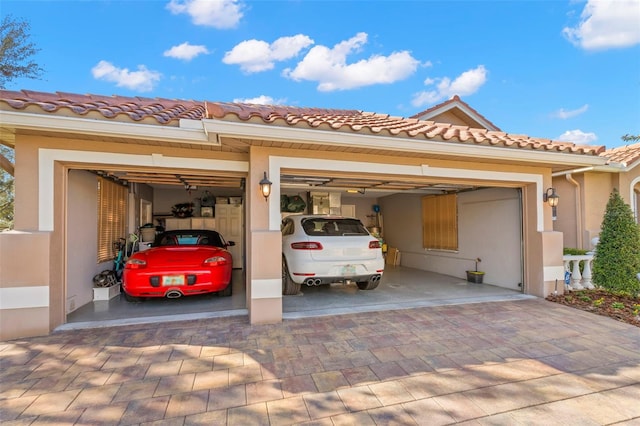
[122,229,234,302]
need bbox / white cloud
[283,32,420,91]
[223,35,314,73]
[563,0,640,50]
[411,65,488,107]
[232,95,286,105]
[557,129,598,144]
[552,104,589,119]
[91,60,161,92]
[164,42,210,61]
[166,0,243,29]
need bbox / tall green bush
[592,189,640,294]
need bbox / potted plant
[466,258,485,283]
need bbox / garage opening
[279,171,526,316]
[63,164,527,327]
[64,167,248,325]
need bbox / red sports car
[122,229,234,302]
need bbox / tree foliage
[1,15,43,229]
[0,15,43,89]
[592,189,640,295]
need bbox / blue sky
[3,0,639,149]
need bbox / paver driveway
[1,298,639,425]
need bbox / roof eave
[202,119,607,168]
[1,111,217,146]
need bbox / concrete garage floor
[61,266,534,331]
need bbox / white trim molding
[38,148,249,231]
[267,156,545,232]
[205,119,607,168]
[250,279,282,299]
[0,286,49,309]
[2,111,216,145]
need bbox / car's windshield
[157,232,225,247]
[301,218,369,236]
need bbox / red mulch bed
[546,289,640,328]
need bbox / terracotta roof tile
[205,101,604,155]
[602,142,640,167]
[0,89,605,156]
[0,90,206,124]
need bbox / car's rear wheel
[123,292,143,302]
[218,281,232,297]
[356,278,379,290]
[282,258,301,295]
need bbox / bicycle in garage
[93,233,139,289]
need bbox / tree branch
[0,153,14,176]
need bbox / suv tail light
[369,240,382,249]
[291,242,323,250]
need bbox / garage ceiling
[92,169,482,196]
[94,169,245,190]
[280,173,480,195]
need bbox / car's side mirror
[227,241,236,247]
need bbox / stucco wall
[553,176,580,249]
[66,170,103,313]
[0,231,51,340]
[583,172,614,245]
[379,187,523,289]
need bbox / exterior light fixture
[259,171,272,201]
[543,187,559,220]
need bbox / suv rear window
[301,218,369,236]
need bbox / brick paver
[1,299,639,424]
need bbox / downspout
[634,187,640,223]
[565,174,583,249]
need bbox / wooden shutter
[97,177,127,262]
[422,193,458,251]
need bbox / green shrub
[592,189,640,295]
[564,248,589,256]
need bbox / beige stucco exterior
[553,163,640,250]
[1,98,614,340]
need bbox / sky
[2,0,640,150]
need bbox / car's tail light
[291,242,323,250]
[204,256,228,266]
[125,258,147,269]
[369,240,382,249]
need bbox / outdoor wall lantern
[259,171,272,201]
[543,187,559,220]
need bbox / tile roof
[205,101,603,155]
[0,89,605,156]
[602,142,640,168]
[410,95,502,131]
[0,90,206,124]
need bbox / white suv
[281,215,385,295]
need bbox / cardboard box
[215,197,229,204]
[385,247,401,266]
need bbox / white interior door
[341,204,356,217]
[216,204,244,269]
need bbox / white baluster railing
[563,254,595,291]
